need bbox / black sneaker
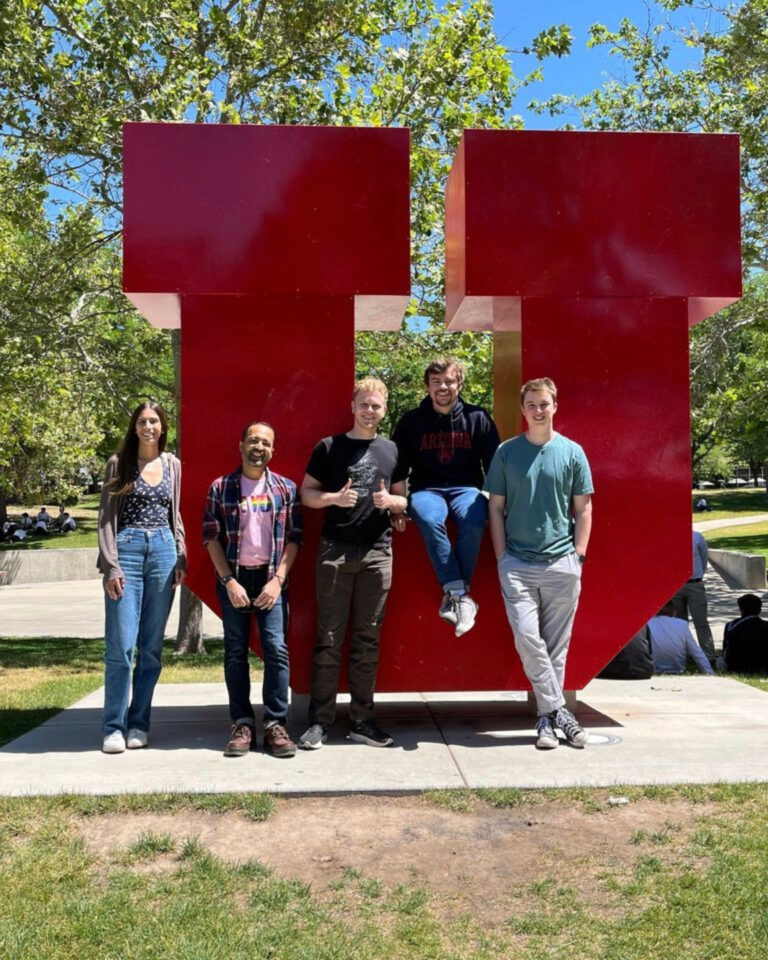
[348,719,394,747]
[551,707,588,748]
[438,593,459,625]
[297,723,328,750]
[535,714,558,750]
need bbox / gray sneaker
[439,593,459,625]
[535,715,558,750]
[454,595,478,637]
[552,707,588,747]
[298,724,328,750]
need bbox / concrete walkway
[1,675,767,796]
[694,512,768,533]
[2,562,768,796]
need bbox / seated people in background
[20,512,32,529]
[597,625,653,680]
[59,511,77,533]
[10,528,27,543]
[719,593,768,674]
[392,356,499,637]
[33,515,51,535]
[648,601,714,675]
[695,497,712,512]
[36,506,52,524]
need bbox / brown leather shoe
[224,723,255,757]
[263,723,296,758]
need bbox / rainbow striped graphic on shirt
[239,495,271,514]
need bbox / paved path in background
[694,512,768,533]
[4,562,762,645]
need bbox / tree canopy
[534,0,768,475]
[0,0,574,501]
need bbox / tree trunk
[174,584,206,655]
[171,327,205,655]
[0,496,7,527]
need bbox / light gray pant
[672,580,715,660]
[497,551,582,716]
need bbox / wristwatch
[219,574,236,585]
[576,553,586,565]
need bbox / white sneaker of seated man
[439,591,478,637]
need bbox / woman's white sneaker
[102,731,126,753]
[126,729,148,749]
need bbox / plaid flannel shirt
[202,466,302,579]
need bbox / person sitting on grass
[58,511,77,534]
[718,594,768,675]
[648,602,714,675]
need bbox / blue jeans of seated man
[408,487,488,594]
[103,527,177,737]
[217,566,289,726]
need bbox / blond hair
[353,377,388,402]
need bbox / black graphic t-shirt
[305,434,406,547]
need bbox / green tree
[0,165,174,520]
[532,0,768,471]
[0,0,571,644]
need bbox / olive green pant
[309,538,392,726]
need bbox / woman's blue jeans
[103,527,176,736]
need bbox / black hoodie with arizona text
[392,395,500,492]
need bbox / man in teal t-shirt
[485,377,594,751]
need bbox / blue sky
[492,0,733,128]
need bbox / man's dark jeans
[309,538,392,726]
[217,566,289,726]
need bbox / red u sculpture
[123,124,741,696]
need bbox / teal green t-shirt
[484,433,593,562]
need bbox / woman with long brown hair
[97,401,186,753]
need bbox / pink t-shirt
[239,475,273,566]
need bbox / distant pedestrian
[97,402,186,754]
[672,530,716,664]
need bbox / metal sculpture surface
[123,124,741,693]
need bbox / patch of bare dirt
[77,795,713,926]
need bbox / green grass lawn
[3,632,768,958]
[692,486,768,521]
[0,784,767,959]
[0,636,230,748]
[2,498,100,551]
[704,520,768,560]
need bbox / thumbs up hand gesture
[335,478,359,508]
[372,478,391,510]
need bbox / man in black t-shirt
[298,377,408,750]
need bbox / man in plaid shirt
[203,421,302,759]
